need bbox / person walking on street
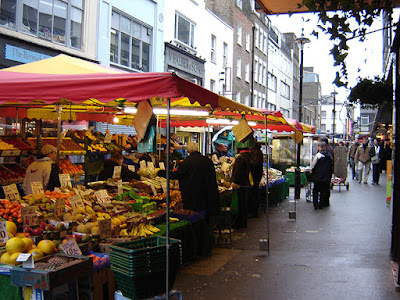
[249,142,263,218]
[348,140,359,180]
[355,137,372,184]
[370,138,382,185]
[311,142,333,209]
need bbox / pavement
[174,170,400,300]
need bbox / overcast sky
[268,10,399,103]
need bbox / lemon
[6,221,17,236]
[0,252,11,264]
[6,237,25,254]
[37,240,56,255]
[9,252,22,265]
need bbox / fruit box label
[3,183,21,201]
[95,190,111,204]
[60,239,82,256]
[68,194,85,210]
[54,198,65,218]
[99,219,112,239]
[104,133,112,143]
[59,174,72,188]
[112,166,122,179]
[21,206,39,226]
[0,221,9,244]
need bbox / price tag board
[30,182,44,195]
[128,165,135,172]
[59,174,72,188]
[161,181,167,193]
[139,160,146,169]
[159,162,165,170]
[150,183,157,196]
[85,126,94,136]
[112,166,122,179]
[54,198,65,218]
[0,221,9,244]
[117,180,123,196]
[17,253,34,269]
[3,184,21,201]
[1,149,21,157]
[21,206,39,227]
[104,133,112,143]
[148,162,155,171]
[68,194,85,210]
[94,190,111,205]
[60,239,82,256]
[99,219,112,239]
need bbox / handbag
[357,161,364,171]
[371,155,380,165]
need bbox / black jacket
[170,151,220,216]
[311,150,333,183]
[98,159,140,181]
[231,151,252,187]
[250,148,263,183]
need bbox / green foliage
[299,0,393,87]
[348,76,392,108]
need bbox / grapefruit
[0,252,11,264]
[37,240,56,255]
[15,233,26,239]
[9,252,22,265]
[28,248,44,260]
[7,232,14,238]
[6,221,17,236]
[6,237,25,254]
[21,238,33,252]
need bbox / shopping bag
[357,161,364,171]
[371,155,380,165]
[232,118,253,142]
[230,190,239,215]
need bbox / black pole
[166,98,171,298]
[294,46,304,200]
[250,26,255,107]
[332,93,336,143]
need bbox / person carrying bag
[369,138,381,185]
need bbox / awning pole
[166,98,171,299]
[261,116,270,254]
[56,104,62,168]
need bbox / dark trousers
[372,163,381,184]
[233,188,249,228]
[249,179,261,216]
[313,181,330,208]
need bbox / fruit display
[0,201,23,225]
[2,137,33,150]
[26,137,85,153]
[59,159,83,175]
[0,164,25,185]
[0,138,17,150]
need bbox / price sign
[161,181,167,193]
[3,184,21,201]
[85,126,94,136]
[21,206,38,226]
[148,162,155,171]
[94,190,111,204]
[1,149,21,157]
[139,160,146,169]
[128,165,135,172]
[60,238,82,256]
[30,182,44,195]
[150,183,157,196]
[159,162,165,170]
[112,166,122,179]
[68,194,85,210]
[99,219,112,239]
[17,253,34,269]
[59,174,72,188]
[0,221,9,244]
[104,133,112,143]
[117,180,123,196]
[54,198,65,218]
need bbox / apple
[33,228,44,236]
[23,226,33,235]
[56,223,65,231]
[74,234,82,243]
[39,222,46,230]
[45,224,55,231]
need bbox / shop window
[268,72,277,92]
[321,110,326,119]
[175,12,195,48]
[111,10,152,72]
[236,0,242,9]
[245,32,250,51]
[321,124,326,131]
[0,0,16,29]
[211,35,216,63]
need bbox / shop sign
[165,45,205,78]
[5,44,51,64]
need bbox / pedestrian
[310,141,333,209]
[370,138,382,185]
[348,140,359,180]
[98,152,140,181]
[249,142,263,217]
[318,136,334,158]
[354,137,372,184]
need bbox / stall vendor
[98,153,140,181]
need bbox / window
[210,79,215,92]
[257,61,261,83]
[262,64,266,86]
[254,26,259,48]
[245,32,250,51]
[259,29,263,49]
[244,95,250,106]
[237,25,242,45]
[111,10,152,71]
[281,108,289,118]
[305,116,310,124]
[211,35,216,63]
[175,12,195,48]
[1,0,83,48]
[281,81,290,99]
[321,124,326,131]
[223,42,228,67]
[236,91,241,103]
[236,0,242,9]
[321,111,326,119]
[268,72,277,92]
[254,59,258,82]
[361,116,369,126]
[245,63,250,82]
[236,58,241,78]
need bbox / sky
[268,10,399,104]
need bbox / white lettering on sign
[60,239,82,256]
[113,166,122,179]
[3,184,21,201]
[59,174,72,188]
[0,221,9,244]
[94,190,111,204]
[21,206,39,226]
[30,182,44,195]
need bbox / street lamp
[294,32,311,202]
[331,90,338,143]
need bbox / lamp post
[331,90,338,143]
[294,33,310,202]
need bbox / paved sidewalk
[174,172,400,300]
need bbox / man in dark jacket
[311,142,333,210]
[249,142,263,217]
[169,142,220,218]
[98,153,140,181]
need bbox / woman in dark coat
[249,142,263,217]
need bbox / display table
[285,171,308,187]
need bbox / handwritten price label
[54,198,65,218]
[128,165,135,172]
[3,184,21,201]
[104,133,112,144]
[30,182,44,195]
[60,239,82,256]
[0,221,9,244]
[139,160,146,169]
[59,174,72,188]
[159,162,165,170]
[21,206,39,226]
[99,219,112,239]
[94,190,111,204]
[112,166,122,179]
[148,162,155,171]
[117,180,123,196]
[68,194,85,210]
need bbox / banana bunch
[120,223,160,237]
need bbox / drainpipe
[251,25,255,107]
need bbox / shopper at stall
[355,137,372,184]
[22,144,60,195]
[311,142,333,209]
[348,140,359,180]
[369,138,382,185]
[165,142,219,218]
[231,138,254,228]
[98,152,140,181]
[212,143,227,158]
[249,142,263,217]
